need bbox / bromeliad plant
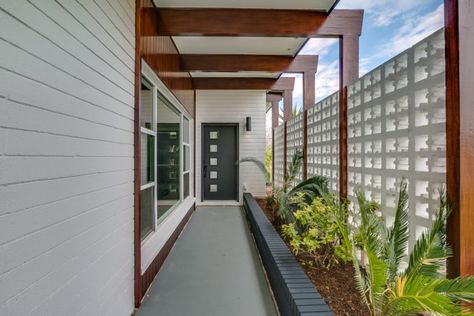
[353,180,474,316]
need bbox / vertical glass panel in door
[157,95,181,220]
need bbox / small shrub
[281,193,352,268]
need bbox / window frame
[140,68,193,245]
[139,77,158,242]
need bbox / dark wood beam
[273,77,295,91]
[267,92,283,103]
[193,77,295,90]
[283,89,293,121]
[142,8,364,37]
[180,55,318,72]
[193,78,275,89]
[303,71,316,110]
[445,0,474,277]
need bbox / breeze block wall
[0,1,135,315]
[347,29,446,254]
[307,92,340,194]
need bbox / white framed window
[140,77,157,241]
[139,71,193,242]
[182,116,191,199]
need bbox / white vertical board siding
[196,90,267,204]
[0,1,135,315]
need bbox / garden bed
[255,198,369,316]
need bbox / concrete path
[136,206,277,316]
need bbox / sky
[283,0,445,107]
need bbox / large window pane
[157,96,181,219]
[183,145,190,172]
[140,187,154,240]
[141,78,153,129]
[140,133,154,186]
[183,117,190,143]
[183,172,190,199]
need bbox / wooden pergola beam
[193,77,295,90]
[180,55,318,73]
[272,77,295,91]
[141,8,364,37]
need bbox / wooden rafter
[180,55,318,72]
[141,8,364,37]
[193,77,295,90]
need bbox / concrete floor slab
[136,206,277,316]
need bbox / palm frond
[405,189,451,279]
[238,157,271,184]
[386,180,410,281]
[388,275,462,316]
[352,242,372,313]
[366,248,389,315]
[283,150,304,192]
[435,277,474,305]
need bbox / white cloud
[298,38,338,57]
[337,0,425,27]
[315,60,340,102]
[376,4,444,61]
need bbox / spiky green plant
[353,180,474,316]
[275,150,329,222]
[238,157,272,185]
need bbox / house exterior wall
[0,1,135,315]
[196,90,267,204]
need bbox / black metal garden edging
[243,193,333,316]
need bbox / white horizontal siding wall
[196,90,267,204]
[0,1,135,315]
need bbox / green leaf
[386,180,410,282]
[238,157,271,184]
[405,190,451,279]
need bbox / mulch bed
[255,198,369,316]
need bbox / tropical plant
[265,144,272,177]
[239,157,271,185]
[292,106,301,118]
[352,180,474,316]
[274,150,329,222]
[281,193,352,267]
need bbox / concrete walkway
[136,206,277,316]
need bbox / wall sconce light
[246,116,252,131]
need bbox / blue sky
[283,0,445,107]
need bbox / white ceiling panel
[191,71,280,78]
[154,0,337,11]
[173,37,306,56]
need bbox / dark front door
[202,124,238,201]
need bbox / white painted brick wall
[196,90,267,203]
[0,0,135,315]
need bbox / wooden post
[283,89,293,122]
[445,0,474,277]
[302,71,315,181]
[303,71,315,111]
[339,34,359,198]
[283,122,288,183]
[303,110,309,180]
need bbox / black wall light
[246,116,252,131]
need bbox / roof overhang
[153,0,339,12]
[141,2,363,90]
